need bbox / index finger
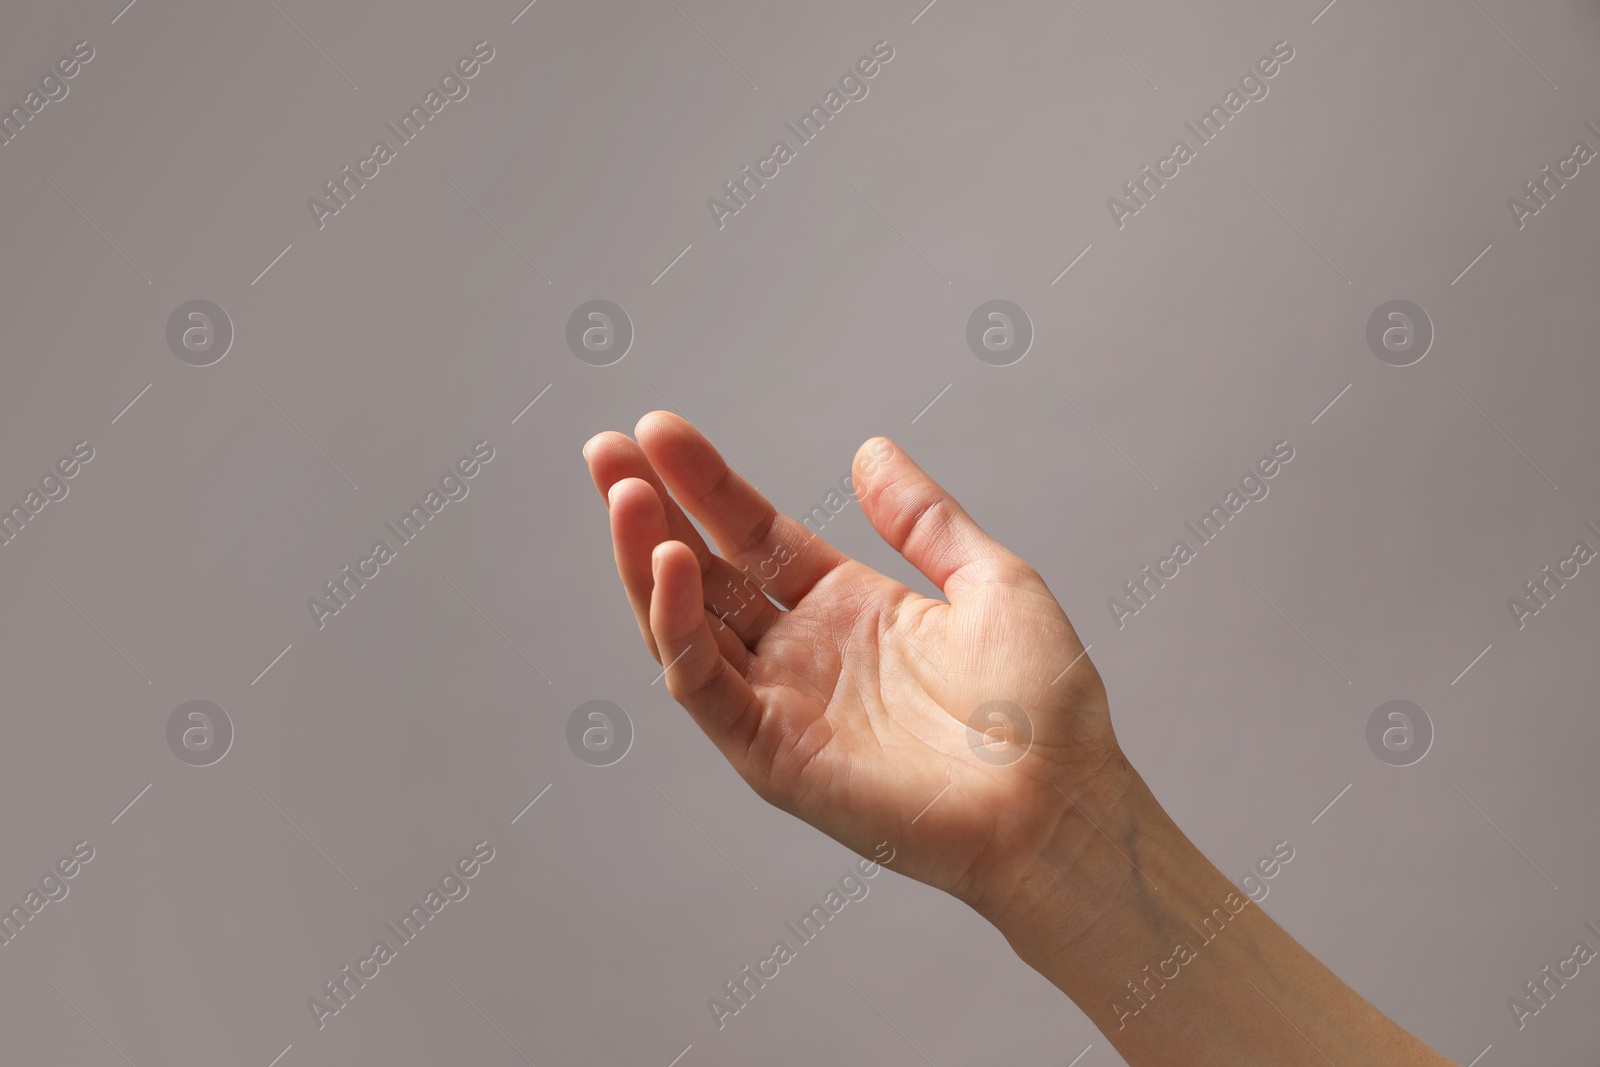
[635,411,851,609]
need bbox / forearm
[983,764,1453,1066]
[589,418,1454,1062]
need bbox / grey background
[1,0,1598,1063]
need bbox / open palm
[584,413,1125,916]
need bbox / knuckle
[898,490,952,552]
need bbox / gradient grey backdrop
[2,0,1598,1063]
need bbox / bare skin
[584,411,1455,1066]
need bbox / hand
[583,412,1128,925]
[586,413,1457,1067]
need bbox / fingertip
[584,429,628,458]
[855,436,896,464]
[651,539,680,578]
[649,541,701,641]
[608,476,649,508]
[635,410,683,442]
[583,432,641,496]
[852,436,900,493]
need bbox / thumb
[851,437,1044,601]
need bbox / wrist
[970,748,1156,952]
[972,765,1455,1065]
[978,764,1274,1038]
